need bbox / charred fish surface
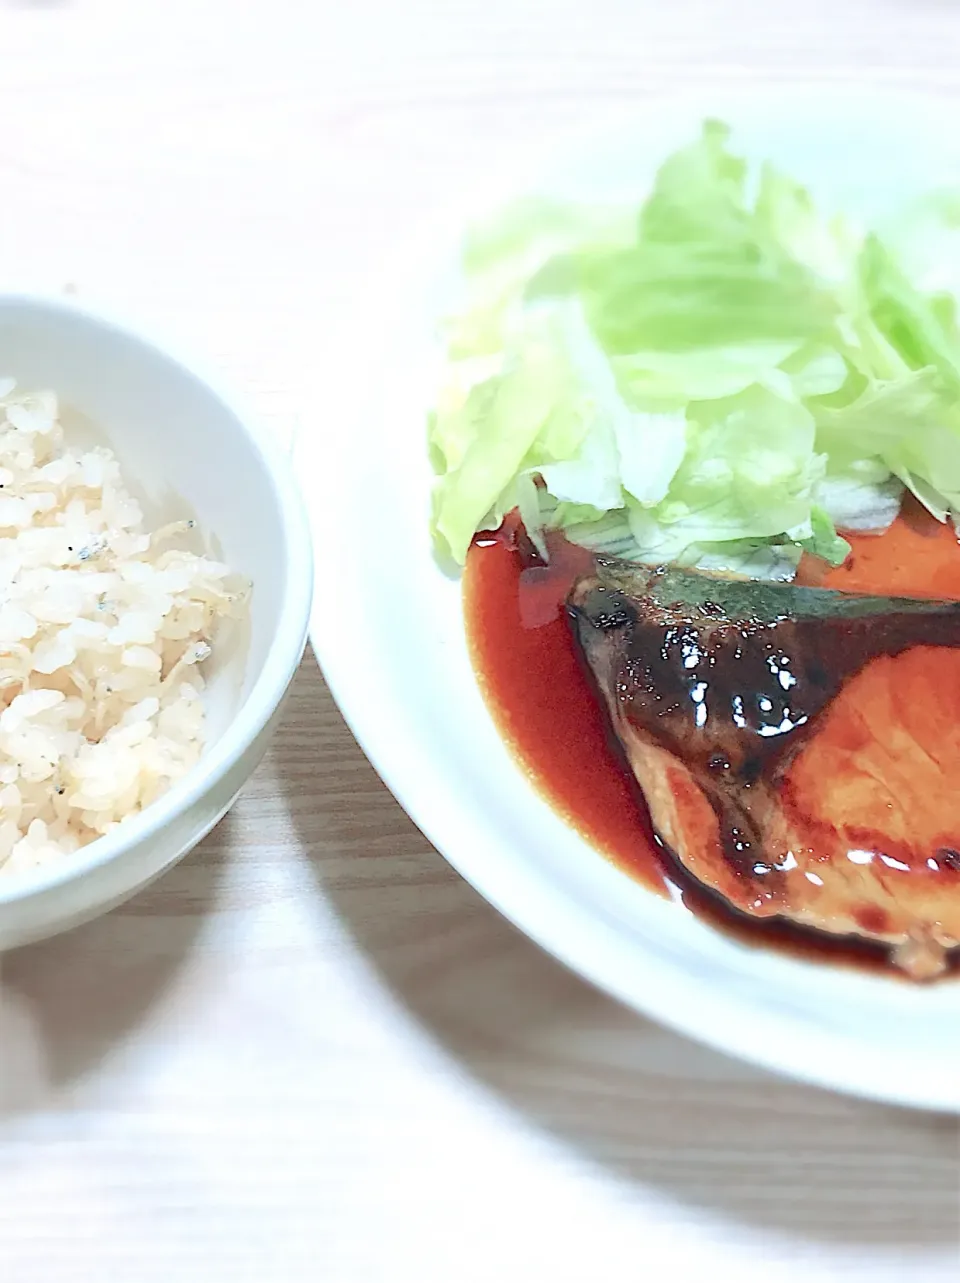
[568,558,960,979]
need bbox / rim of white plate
[301,83,960,1113]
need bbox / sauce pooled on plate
[465,500,960,978]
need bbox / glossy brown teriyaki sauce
[463,505,960,975]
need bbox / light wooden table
[0,3,958,1280]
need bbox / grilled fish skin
[568,559,960,979]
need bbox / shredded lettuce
[799,505,852,567]
[812,464,905,533]
[429,119,960,573]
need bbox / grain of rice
[0,380,248,877]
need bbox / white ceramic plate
[301,86,960,1112]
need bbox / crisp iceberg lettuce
[430,119,960,573]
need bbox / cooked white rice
[0,380,248,876]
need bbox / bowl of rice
[0,294,312,949]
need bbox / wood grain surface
[0,3,958,1280]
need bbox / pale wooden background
[0,3,958,1280]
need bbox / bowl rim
[301,83,960,1113]
[0,291,313,907]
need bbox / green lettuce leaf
[660,386,823,543]
[444,197,635,358]
[814,367,960,518]
[799,504,852,566]
[858,233,960,390]
[429,118,960,571]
